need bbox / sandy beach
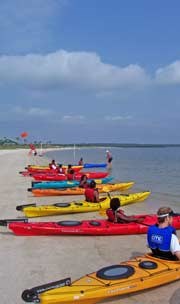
[0,149,179,304]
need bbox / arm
[170,234,180,260]
[117,212,144,223]
[175,251,180,260]
[94,189,99,202]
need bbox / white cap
[106,150,109,152]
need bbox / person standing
[29,143,37,156]
[147,207,180,260]
[106,150,113,169]
[78,157,84,166]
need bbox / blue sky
[1,0,180,144]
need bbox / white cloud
[13,106,53,117]
[1,49,180,92]
[62,115,86,123]
[0,50,149,91]
[155,61,180,84]
[105,115,132,121]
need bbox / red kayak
[32,171,109,181]
[1,213,180,236]
[20,166,83,176]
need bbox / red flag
[21,132,28,138]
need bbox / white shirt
[170,234,180,253]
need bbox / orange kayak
[29,182,135,196]
[21,254,180,304]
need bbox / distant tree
[15,137,20,143]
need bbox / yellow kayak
[29,182,135,197]
[16,191,150,217]
[21,253,180,304]
[27,165,83,171]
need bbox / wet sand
[0,149,179,304]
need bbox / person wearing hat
[147,207,180,260]
[84,180,99,202]
[106,150,113,169]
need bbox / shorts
[108,157,113,163]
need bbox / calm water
[46,147,180,209]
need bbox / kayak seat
[57,221,82,226]
[54,203,71,207]
[89,221,101,226]
[96,265,135,280]
[74,202,83,206]
[139,261,157,269]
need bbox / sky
[1,0,180,144]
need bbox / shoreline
[0,149,179,304]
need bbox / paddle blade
[99,209,107,217]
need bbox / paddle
[99,192,131,215]
[0,218,28,226]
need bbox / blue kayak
[83,163,107,168]
[31,176,114,189]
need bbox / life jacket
[57,167,64,174]
[147,225,177,260]
[79,181,88,188]
[85,188,96,202]
[49,163,57,170]
[106,209,115,222]
[67,173,73,180]
[106,208,124,222]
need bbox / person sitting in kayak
[79,174,89,188]
[56,164,64,174]
[49,160,58,170]
[106,198,145,223]
[67,164,75,180]
[147,207,180,261]
[85,180,99,202]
